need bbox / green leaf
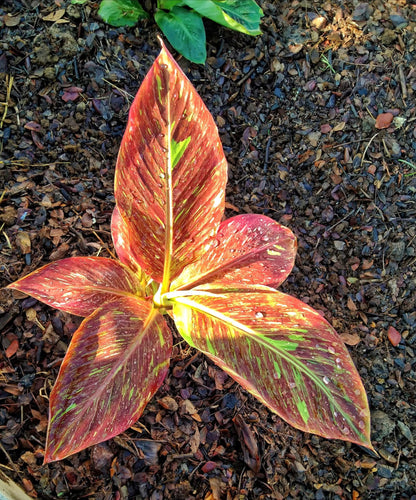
[7,257,144,317]
[98,0,148,27]
[71,0,89,4]
[155,7,206,64]
[158,0,186,8]
[171,291,373,450]
[114,45,227,286]
[45,297,172,462]
[183,0,262,36]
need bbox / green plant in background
[71,0,263,64]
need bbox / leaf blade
[173,214,297,290]
[172,291,372,449]
[8,257,143,317]
[183,0,263,36]
[45,297,172,462]
[155,7,206,64]
[98,0,148,27]
[115,44,227,284]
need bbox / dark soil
[1,0,416,498]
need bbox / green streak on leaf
[257,334,298,352]
[171,136,191,169]
[61,402,77,418]
[129,387,135,400]
[206,337,216,355]
[296,400,310,424]
[288,333,306,341]
[293,367,302,387]
[256,356,262,373]
[156,74,163,104]
[273,360,281,379]
[267,249,281,256]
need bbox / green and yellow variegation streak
[114,43,228,285]
[171,291,373,450]
[44,297,172,462]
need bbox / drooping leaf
[45,297,172,462]
[172,214,297,291]
[183,0,262,35]
[7,257,143,317]
[98,0,148,27]
[115,44,227,286]
[155,8,206,64]
[171,291,372,449]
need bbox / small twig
[0,75,14,128]
[0,442,21,475]
[102,78,134,101]
[326,209,357,233]
[237,68,256,87]
[264,136,271,172]
[360,133,379,166]
[398,64,407,99]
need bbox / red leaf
[114,44,227,284]
[375,112,393,130]
[8,257,144,317]
[24,121,42,132]
[173,214,297,291]
[172,291,373,450]
[45,297,172,462]
[387,326,401,346]
[5,339,19,358]
[62,86,83,102]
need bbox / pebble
[377,464,394,479]
[390,15,408,28]
[371,410,396,440]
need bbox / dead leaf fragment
[233,414,260,473]
[158,396,178,411]
[4,14,21,26]
[42,9,66,22]
[332,121,346,132]
[5,339,19,358]
[375,112,393,130]
[62,86,84,102]
[340,332,361,346]
[15,231,31,254]
[24,121,42,132]
[387,326,401,346]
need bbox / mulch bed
[1,0,415,498]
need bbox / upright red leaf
[45,297,172,462]
[172,214,297,291]
[171,291,372,449]
[7,257,143,317]
[114,44,227,286]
